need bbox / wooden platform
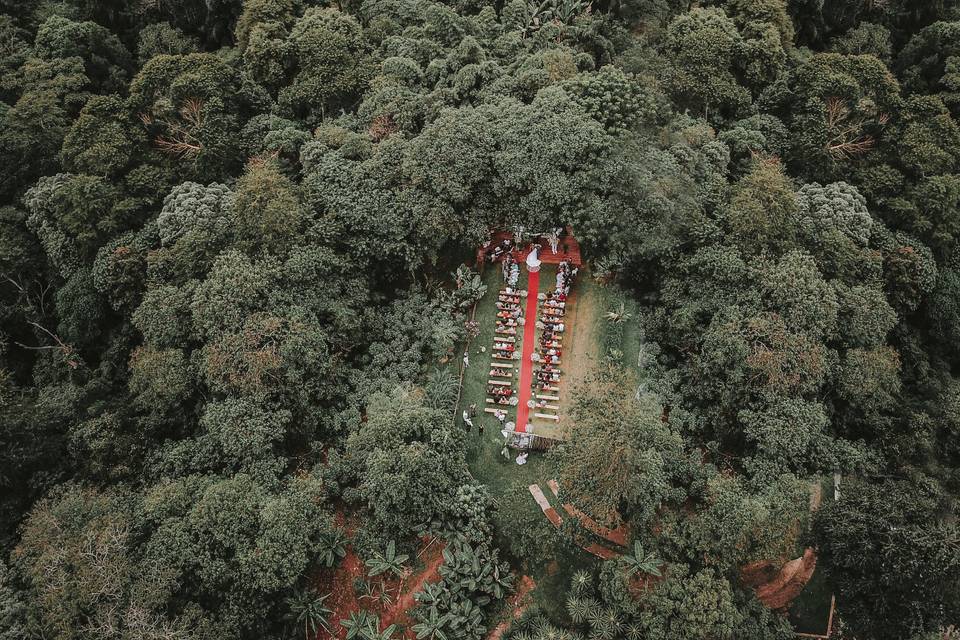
[479,227,583,267]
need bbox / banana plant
[368,624,401,640]
[340,610,380,640]
[317,528,348,568]
[414,582,448,609]
[365,540,410,578]
[284,589,333,640]
[412,607,450,640]
[444,598,484,638]
[619,541,663,578]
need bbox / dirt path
[379,540,447,632]
[485,575,537,640]
[313,537,446,640]
[549,273,600,438]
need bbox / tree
[812,477,960,640]
[136,22,201,64]
[127,53,244,180]
[897,21,960,117]
[726,157,798,254]
[662,8,751,122]
[673,473,809,568]
[636,565,745,640]
[756,250,839,341]
[619,541,663,577]
[33,15,132,92]
[551,365,686,527]
[0,56,89,199]
[0,560,26,640]
[12,486,191,640]
[277,8,375,123]
[739,397,844,476]
[787,53,902,181]
[830,22,892,62]
[232,158,304,253]
[190,249,269,340]
[140,473,328,637]
[23,173,126,278]
[60,94,142,176]
[564,65,661,133]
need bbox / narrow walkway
[547,480,629,547]
[528,483,622,560]
[515,270,540,432]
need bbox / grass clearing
[453,262,606,625]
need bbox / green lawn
[457,264,547,494]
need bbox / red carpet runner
[514,270,540,432]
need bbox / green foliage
[726,157,798,254]
[365,540,410,577]
[565,65,661,132]
[285,589,333,639]
[60,94,142,176]
[276,8,376,123]
[662,8,751,122]
[618,540,662,577]
[812,477,960,639]
[136,22,201,64]
[24,173,126,278]
[412,539,513,640]
[3,1,960,638]
[34,15,132,92]
[232,158,304,253]
[551,365,687,527]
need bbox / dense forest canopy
[3,0,960,639]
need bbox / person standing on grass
[462,409,474,430]
[469,403,477,418]
[463,351,469,368]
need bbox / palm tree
[565,596,592,624]
[587,608,624,640]
[285,589,333,640]
[365,540,410,578]
[619,541,663,578]
[569,569,592,595]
